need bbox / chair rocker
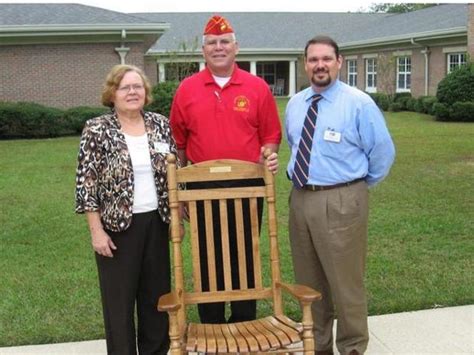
[158,152,321,354]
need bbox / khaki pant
[289,181,369,355]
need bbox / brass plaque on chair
[210,166,232,173]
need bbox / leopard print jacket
[75,110,179,232]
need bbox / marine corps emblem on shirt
[233,95,250,112]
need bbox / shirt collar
[203,63,243,86]
[305,79,341,103]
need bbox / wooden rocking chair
[158,152,321,354]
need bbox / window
[347,59,357,87]
[365,58,377,93]
[397,56,411,92]
[257,62,276,85]
[447,53,467,73]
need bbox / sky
[0,0,466,13]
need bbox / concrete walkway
[1,305,472,354]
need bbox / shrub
[0,102,65,139]
[434,63,474,122]
[63,106,108,134]
[414,97,425,113]
[394,93,412,110]
[421,96,438,115]
[450,101,474,122]
[368,93,382,106]
[436,63,474,106]
[146,81,180,117]
[406,97,417,112]
[368,93,391,111]
[412,96,437,114]
[389,102,403,112]
[432,102,451,121]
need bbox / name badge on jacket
[154,141,170,154]
[323,130,341,143]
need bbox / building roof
[0,3,169,40]
[133,4,467,54]
[0,3,156,25]
[0,4,467,52]
[133,12,384,53]
[342,4,468,48]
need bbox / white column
[158,62,166,82]
[289,60,296,97]
[250,61,257,75]
[115,47,130,64]
[199,62,206,71]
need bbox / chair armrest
[158,291,182,312]
[276,282,322,303]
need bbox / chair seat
[186,315,303,353]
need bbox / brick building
[0,3,472,108]
[0,4,168,108]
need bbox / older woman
[75,64,179,354]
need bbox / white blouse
[124,133,158,213]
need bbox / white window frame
[447,52,467,73]
[396,56,411,93]
[365,58,377,93]
[346,59,357,87]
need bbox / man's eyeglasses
[117,84,145,93]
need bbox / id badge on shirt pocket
[320,126,344,161]
[323,129,342,143]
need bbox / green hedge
[0,102,66,139]
[146,80,179,117]
[0,103,110,139]
[388,102,403,112]
[436,64,474,106]
[368,93,391,111]
[432,103,451,121]
[368,92,414,112]
[63,106,108,134]
[435,63,474,122]
[0,81,179,139]
[421,96,438,115]
[405,97,417,112]
[450,101,474,122]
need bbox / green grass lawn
[1,105,473,346]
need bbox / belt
[303,178,365,191]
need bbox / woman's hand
[86,212,117,258]
[91,228,117,258]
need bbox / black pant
[96,210,170,355]
[188,179,263,324]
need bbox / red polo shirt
[170,65,281,163]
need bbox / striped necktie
[292,94,323,188]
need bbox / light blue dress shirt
[285,80,395,187]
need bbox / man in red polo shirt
[170,15,281,324]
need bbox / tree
[376,52,397,101]
[165,37,200,82]
[369,3,437,13]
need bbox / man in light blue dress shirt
[285,36,395,355]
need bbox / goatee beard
[311,75,331,88]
